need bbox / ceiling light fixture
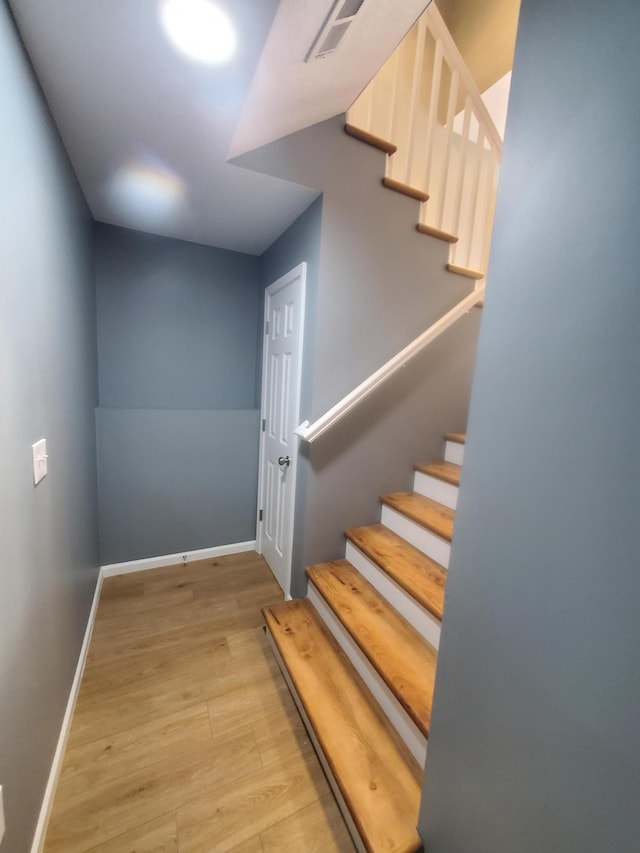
[161,0,236,64]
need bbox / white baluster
[434,65,459,231]
[421,39,444,205]
[404,16,427,188]
[386,48,401,144]
[480,150,500,273]
[450,97,472,266]
[465,126,485,269]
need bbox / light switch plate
[0,784,5,843]
[32,438,48,485]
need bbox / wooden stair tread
[382,492,454,542]
[416,222,459,243]
[414,460,461,486]
[264,599,423,853]
[445,263,484,280]
[344,123,398,155]
[445,432,466,444]
[307,560,437,737]
[345,524,445,622]
[382,177,429,203]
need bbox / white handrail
[295,284,485,444]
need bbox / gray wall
[238,117,481,597]
[420,0,640,849]
[0,4,99,851]
[95,224,262,564]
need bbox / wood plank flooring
[44,551,355,853]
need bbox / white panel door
[258,263,306,594]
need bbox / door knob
[278,456,291,468]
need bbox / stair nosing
[414,460,461,486]
[306,559,436,738]
[345,524,445,623]
[416,222,459,243]
[382,176,429,203]
[344,122,398,155]
[445,432,466,444]
[381,492,454,543]
[445,262,484,280]
[264,599,423,853]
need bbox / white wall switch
[0,784,5,843]
[31,438,48,485]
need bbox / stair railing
[347,3,502,276]
[295,284,484,443]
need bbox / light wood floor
[44,551,355,853]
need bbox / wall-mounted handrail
[295,284,485,444]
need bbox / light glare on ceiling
[161,0,236,64]
[109,159,186,227]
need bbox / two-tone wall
[95,224,263,565]
[0,5,99,851]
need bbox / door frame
[256,262,307,597]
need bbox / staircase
[263,432,465,853]
[343,119,488,293]
[345,2,503,288]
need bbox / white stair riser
[413,470,458,510]
[381,505,451,568]
[444,440,464,465]
[345,541,441,650]
[266,629,368,853]
[307,582,427,767]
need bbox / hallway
[43,553,354,852]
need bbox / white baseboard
[31,538,256,850]
[30,569,104,853]
[100,540,257,577]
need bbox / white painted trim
[345,541,441,650]
[30,569,104,853]
[381,505,451,568]
[295,283,484,444]
[307,583,427,766]
[265,630,368,853]
[444,439,464,465]
[100,541,256,577]
[413,470,459,510]
[256,262,307,597]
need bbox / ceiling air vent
[306,0,367,62]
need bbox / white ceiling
[9,0,429,255]
[230,0,430,159]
